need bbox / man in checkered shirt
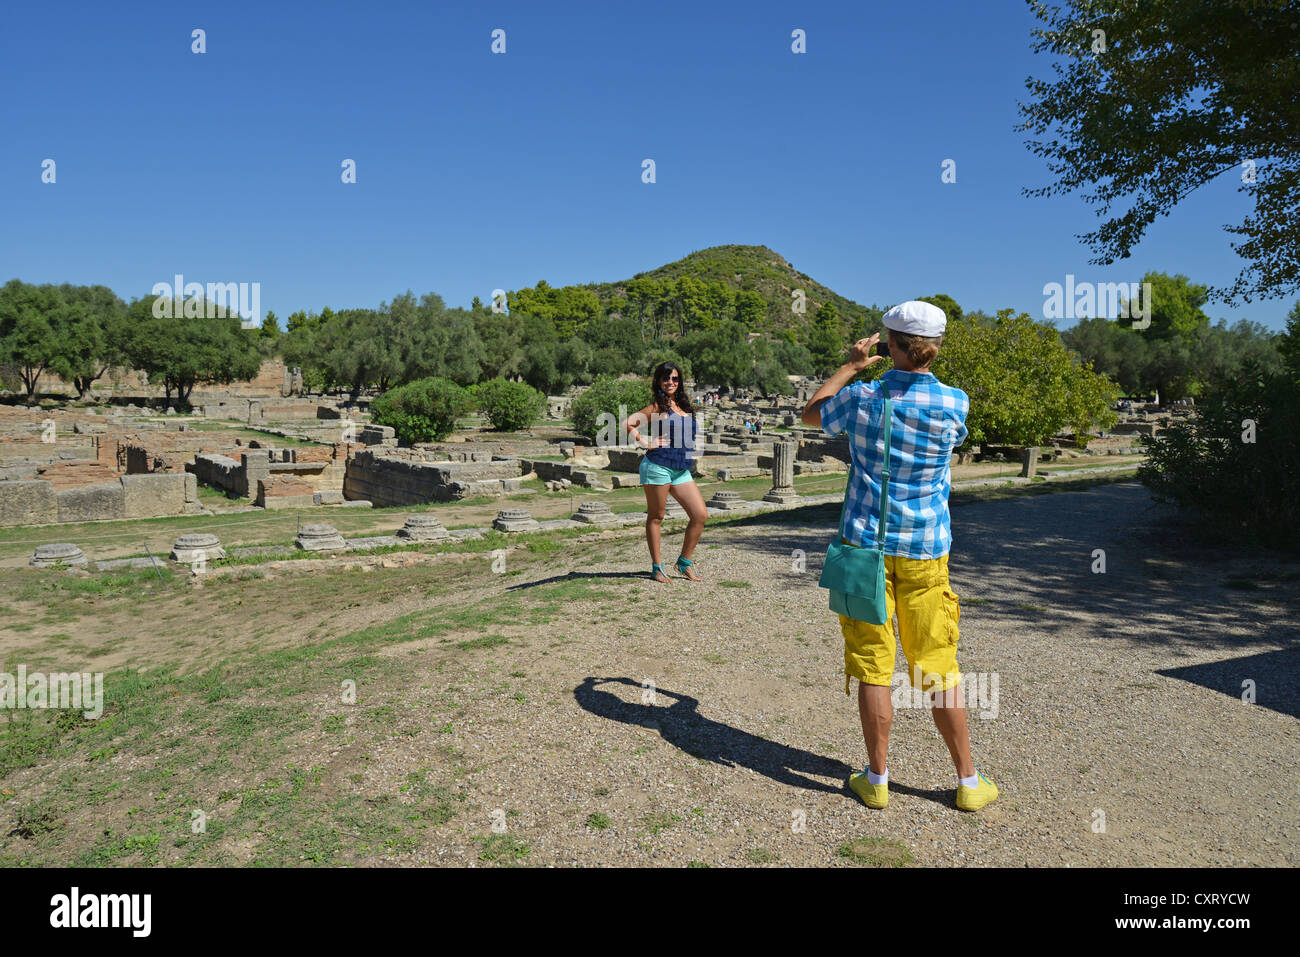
[802,300,998,813]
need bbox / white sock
[959,771,979,788]
[867,767,888,786]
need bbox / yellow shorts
[840,551,961,695]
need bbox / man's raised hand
[849,334,884,371]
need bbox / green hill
[579,244,880,336]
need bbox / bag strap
[875,396,892,549]
[837,392,893,548]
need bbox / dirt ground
[0,478,1294,867]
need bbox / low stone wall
[257,476,317,510]
[522,459,607,488]
[188,445,347,500]
[0,480,59,525]
[32,460,120,490]
[797,434,850,466]
[344,450,523,506]
[605,448,643,473]
[119,472,193,518]
[190,453,247,497]
[0,472,197,526]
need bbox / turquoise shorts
[639,457,694,486]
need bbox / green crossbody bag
[817,396,893,624]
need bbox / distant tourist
[801,300,998,813]
[621,363,707,583]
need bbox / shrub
[469,378,546,432]
[569,374,652,442]
[932,310,1118,446]
[1139,368,1300,552]
[370,377,472,443]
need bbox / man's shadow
[574,676,953,806]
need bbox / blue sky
[2,0,1288,330]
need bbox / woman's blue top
[644,409,698,471]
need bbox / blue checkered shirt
[820,370,969,559]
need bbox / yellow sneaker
[849,770,888,809]
[956,771,998,811]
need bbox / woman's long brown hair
[650,362,695,416]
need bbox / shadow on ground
[1157,647,1300,720]
[716,482,1300,653]
[506,571,646,592]
[574,676,856,796]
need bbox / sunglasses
[661,374,680,382]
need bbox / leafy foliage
[918,294,963,323]
[677,320,752,387]
[932,310,1118,446]
[568,374,651,442]
[1139,367,1300,552]
[49,284,131,398]
[370,377,473,443]
[0,279,70,402]
[1019,0,1300,303]
[123,295,261,408]
[1062,272,1287,398]
[469,378,546,432]
[806,302,846,375]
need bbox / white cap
[882,300,946,337]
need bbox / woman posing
[621,363,707,583]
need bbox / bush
[1139,369,1300,552]
[569,374,651,442]
[469,378,546,432]
[932,310,1118,446]
[370,377,472,443]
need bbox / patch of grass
[11,800,62,838]
[18,566,176,600]
[717,580,751,588]
[745,847,778,864]
[836,836,913,867]
[78,829,163,867]
[478,834,531,864]
[219,705,283,748]
[585,812,612,830]
[640,811,681,836]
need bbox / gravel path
[381,480,1298,866]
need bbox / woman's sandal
[650,562,670,583]
[676,556,702,581]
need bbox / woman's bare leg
[643,482,670,582]
[668,481,707,579]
